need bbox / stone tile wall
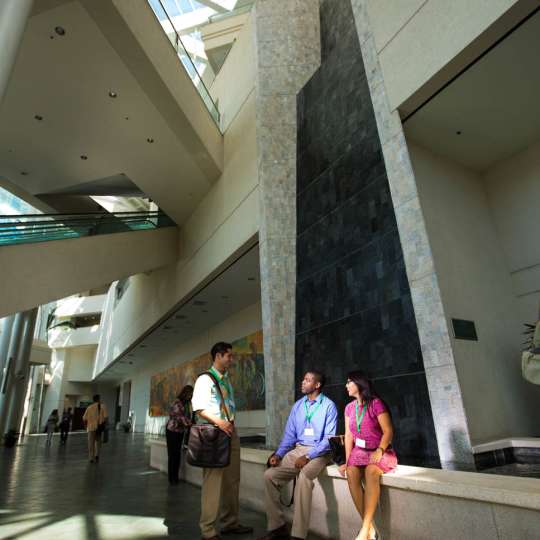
[295,0,440,466]
[350,0,475,467]
[253,0,321,448]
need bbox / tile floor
[0,432,267,540]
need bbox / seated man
[259,370,338,540]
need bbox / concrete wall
[0,227,178,319]
[93,83,259,378]
[48,325,101,349]
[54,295,106,317]
[366,0,536,113]
[124,302,262,433]
[41,346,114,427]
[150,443,540,540]
[483,139,540,324]
[409,141,540,444]
[210,11,255,132]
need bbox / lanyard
[209,367,234,398]
[304,396,324,424]
[355,401,367,433]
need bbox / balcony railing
[148,0,221,127]
[0,211,175,247]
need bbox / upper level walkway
[0,432,266,540]
[0,212,178,318]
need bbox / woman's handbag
[186,371,232,468]
[328,435,346,465]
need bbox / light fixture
[108,90,118,98]
[34,115,43,121]
[20,171,29,176]
[248,277,255,281]
[54,26,65,36]
[456,131,462,135]
[146,138,154,144]
[80,155,88,160]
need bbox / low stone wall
[149,440,540,539]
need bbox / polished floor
[0,432,267,540]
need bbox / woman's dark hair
[177,385,194,402]
[51,409,58,416]
[347,370,389,419]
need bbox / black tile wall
[295,0,440,466]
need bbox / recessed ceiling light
[20,171,29,176]
[54,26,66,36]
[124,116,129,120]
[34,115,43,121]
[146,138,154,143]
[108,90,118,98]
[247,277,255,281]
[456,131,462,135]
[80,155,88,160]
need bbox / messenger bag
[186,371,232,468]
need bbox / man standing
[83,394,107,463]
[258,371,338,540]
[60,407,72,445]
[191,342,253,540]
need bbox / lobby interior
[1,0,539,539]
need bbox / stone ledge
[473,437,540,453]
[149,441,540,511]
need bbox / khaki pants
[200,431,241,538]
[88,430,101,460]
[264,446,331,539]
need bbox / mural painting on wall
[149,330,265,416]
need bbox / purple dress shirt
[275,394,338,460]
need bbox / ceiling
[96,244,261,383]
[404,10,540,172]
[0,0,219,223]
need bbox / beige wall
[409,141,540,444]
[367,0,535,112]
[93,91,259,378]
[210,11,256,132]
[126,302,263,433]
[483,139,540,323]
[0,227,178,319]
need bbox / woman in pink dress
[338,371,397,540]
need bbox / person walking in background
[258,371,338,540]
[59,407,73,445]
[339,371,397,540]
[192,342,253,540]
[45,409,59,446]
[166,385,193,485]
[83,394,108,463]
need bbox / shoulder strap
[199,371,231,422]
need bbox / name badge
[355,438,366,448]
[304,427,315,436]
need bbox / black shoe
[95,455,99,463]
[221,525,254,535]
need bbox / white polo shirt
[191,372,235,421]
